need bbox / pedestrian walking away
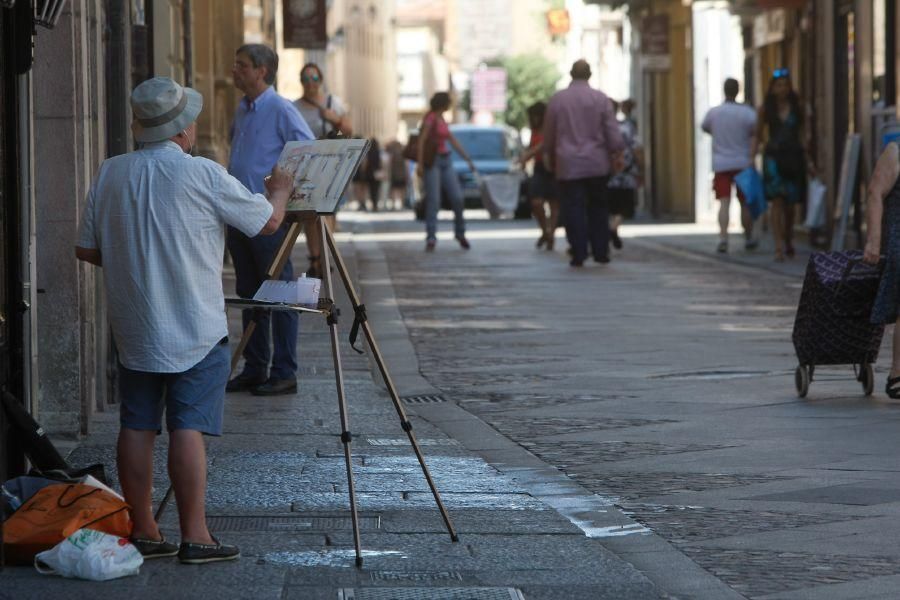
[417,91,477,251]
[227,44,314,397]
[544,59,625,267]
[754,68,816,262]
[354,137,383,211]
[385,138,410,210]
[294,62,353,274]
[864,141,900,396]
[608,98,643,251]
[520,101,559,251]
[701,78,758,254]
[75,77,293,564]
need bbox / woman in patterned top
[608,99,642,250]
[864,141,900,397]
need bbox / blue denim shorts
[118,339,230,436]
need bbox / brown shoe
[225,372,267,393]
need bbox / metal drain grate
[401,394,447,404]
[338,589,524,600]
[370,571,464,583]
[207,514,381,532]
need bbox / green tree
[493,54,560,130]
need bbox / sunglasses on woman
[773,68,790,79]
[301,73,321,83]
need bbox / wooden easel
[156,211,459,567]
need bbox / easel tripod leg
[320,216,365,567]
[324,227,459,542]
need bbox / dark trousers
[226,224,298,380]
[559,176,610,264]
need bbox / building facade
[736,0,898,247]
[277,0,399,142]
[395,0,452,136]
[626,0,899,239]
[0,0,263,480]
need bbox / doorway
[0,8,25,481]
[834,2,855,173]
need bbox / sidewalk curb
[627,235,805,281]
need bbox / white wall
[692,2,746,224]
[562,0,629,99]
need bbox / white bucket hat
[131,77,203,143]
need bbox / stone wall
[32,0,106,436]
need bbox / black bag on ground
[1,391,68,473]
[0,391,107,484]
[792,250,884,367]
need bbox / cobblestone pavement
[368,216,900,600]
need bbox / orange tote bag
[3,483,132,564]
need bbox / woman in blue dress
[754,69,815,261]
[864,141,900,397]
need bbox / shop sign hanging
[283,0,327,50]
[640,14,670,71]
[753,9,787,48]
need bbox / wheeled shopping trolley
[792,251,885,397]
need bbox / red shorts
[713,170,746,203]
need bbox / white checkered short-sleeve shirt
[78,141,273,373]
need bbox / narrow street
[354,211,900,600]
[3,1,899,597]
[5,212,900,599]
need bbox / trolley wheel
[795,365,810,398]
[860,363,875,396]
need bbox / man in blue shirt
[227,44,314,396]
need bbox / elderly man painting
[75,77,292,564]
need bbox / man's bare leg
[890,322,900,379]
[531,197,548,246]
[169,429,214,545]
[117,428,161,540]
[717,196,730,252]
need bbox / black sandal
[886,375,900,399]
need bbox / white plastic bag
[35,528,143,581]
[805,178,827,228]
[479,173,522,218]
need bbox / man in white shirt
[701,78,758,253]
[76,77,292,564]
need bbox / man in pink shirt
[544,60,625,266]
